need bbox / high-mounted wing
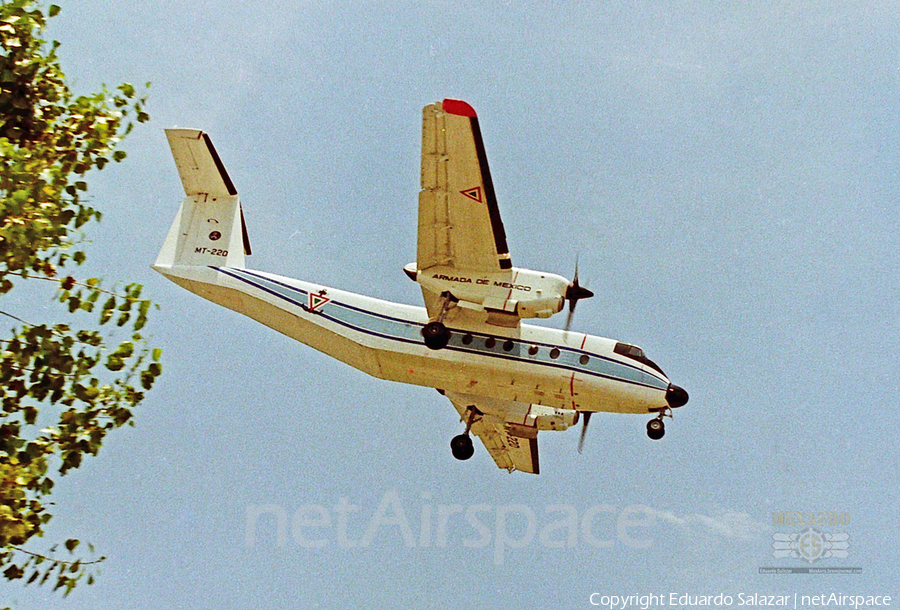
[412,100,573,332]
[418,99,512,274]
[444,391,541,475]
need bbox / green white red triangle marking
[460,186,483,203]
[309,293,330,312]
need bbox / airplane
[152,98,688,475]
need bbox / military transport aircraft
[152,99,688,474]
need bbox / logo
[309,292,330,312]
[769,511,851,565]
[772,527,850,563]
[460,186,483,203]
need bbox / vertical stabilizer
[154,129,250,270]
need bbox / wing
[418,99,512,274]
[444,391,540,475]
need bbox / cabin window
[462,334,473,345]
[579,354,590,365]
[549,348,560,359]
[485,337,496,349]
[502,340,514,352]
[528,345,538,356]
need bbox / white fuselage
[155,264,671,415]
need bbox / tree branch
[8,546,105,566]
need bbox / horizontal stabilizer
[166,128,237,198]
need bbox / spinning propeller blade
[577,411,592,454]
[564,260,593,332]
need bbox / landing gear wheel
[646,418,665,440]
[422,321,451,350]
[450,434,474,461]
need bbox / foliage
[0,0,157,596]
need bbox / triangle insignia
[460,186,483,203]
[309,293,330,312]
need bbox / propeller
[564,262,594,331]
[577,411,592,454]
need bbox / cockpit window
[614,342,665,376]
[615,343,644,359]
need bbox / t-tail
[153,129,251,272]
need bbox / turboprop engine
[405,263,588,320]
[514,296,566,319]
[527,406,579,431]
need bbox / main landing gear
[451,406,479,461]
[422,321,451,351]
[422,292,456,350]
[450,434,474,460]
[646,406,673,441]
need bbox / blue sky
[7,1,899,608]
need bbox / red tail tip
[442,99,477,118]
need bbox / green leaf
[100,296,116,324]
[73,384,100,401]
[114,341,134,358]
[105,355,124,371]
[140,370,155,390]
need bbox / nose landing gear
[646,406,673,441]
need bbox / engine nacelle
[515,295,565,319]
[527,406,579,431]
[408,263,571,320]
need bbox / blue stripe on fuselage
[214,267,668,391]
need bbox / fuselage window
[502,340,514,352]
[549,347,560,359]
[579,354,589,365]
[528,345,538,356]
[462,334,473,345]
[485,337,496,349]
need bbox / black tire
[422,321,450,350]
[646,418,665,440]
[450,434,474,461]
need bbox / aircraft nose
[666,384,689,408]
